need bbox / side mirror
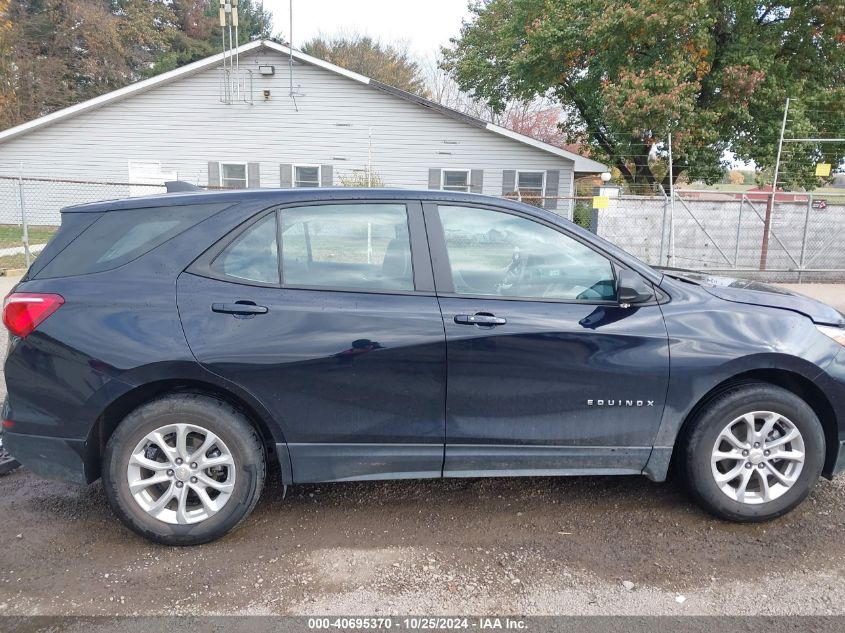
[616,269,654,307]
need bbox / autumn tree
[302,34,428,97]
[727,170,746,185]
[504,101,567,147]
[443,1,845,190]
[3,0,175,128]
[0,0,15,129]
[0,1,274,131]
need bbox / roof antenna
[219,0,229,103]
[289,0,298,111]
[233,0,240,101]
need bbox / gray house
[0,40,606,224]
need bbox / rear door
[177,200,446,482]
[423,201,670,476]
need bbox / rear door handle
[454,313,507,326]
[212,302,268,315]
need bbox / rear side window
[211,213,279,284]
[280,204,413,291]
[37,203,231,279]
[24,212,101,280]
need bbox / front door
[424,202,670,476]
[177,201,446,483]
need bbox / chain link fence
[0,169,843,283]
[0,172,164,270]
[593,189,845,282]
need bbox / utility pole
[760,97,790,270]
[668,133,675,267]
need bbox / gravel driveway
[1,278,845,617]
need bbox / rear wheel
[682,383,824,522]
[103,393,265,545]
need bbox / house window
[220,163,247,189]
[516,171,545,199]
[294,165,321,188]
[441,169,470,192]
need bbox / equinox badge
[587,399,655,407]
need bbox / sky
[263,0,473,58]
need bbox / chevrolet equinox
[3,188,845,545]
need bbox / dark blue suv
[4,188,845,545]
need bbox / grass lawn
[0,252,35,272]
[0,224,57,249]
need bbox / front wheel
[682,383,825,522]
[103,393,265,545]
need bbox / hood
[658,269,845,327]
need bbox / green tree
[302,34,428,97]
[150,0,273,75]
[443,0,845,190]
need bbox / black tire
[0,436,20,475]
[682,383,824,522]
[103,393,265,545]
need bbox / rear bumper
[2,430,94,485]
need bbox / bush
[339,170,385,187]
[573,201,593,230]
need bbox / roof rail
[165,181,203,193]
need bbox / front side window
[220,163,247,189]
[442,170,470,192]
[294,165,320,188]
[281,204,413,291]
[212,213,279,284]
[438,205,616,301]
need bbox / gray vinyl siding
[0,49,575,224]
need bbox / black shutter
[470,169,484,194]
[280,164,292,188]
[208,162,220,188]
[247,163,260,188]
[428,168,441,189]
[544,170,560,210]
[502,170,516,195]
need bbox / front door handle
[212,302,269,316]
[454,313,507,326]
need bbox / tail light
[2,292,64,338]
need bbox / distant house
[0,40,606,224]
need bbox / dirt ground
[1,278,845,617]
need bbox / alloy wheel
[126,423,236,524]
[710,411,805,504]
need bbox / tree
[421,51,499,119]
[0,0,275,131]
[149,0,273,75]
[727,170,746,185]
[0,0,16,129]
[302,34,428,97]
[339,169,385,187]
[4,0,175,128]
[442,0,845,190]
[503,101,567,147]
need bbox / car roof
[62,187,517,214]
